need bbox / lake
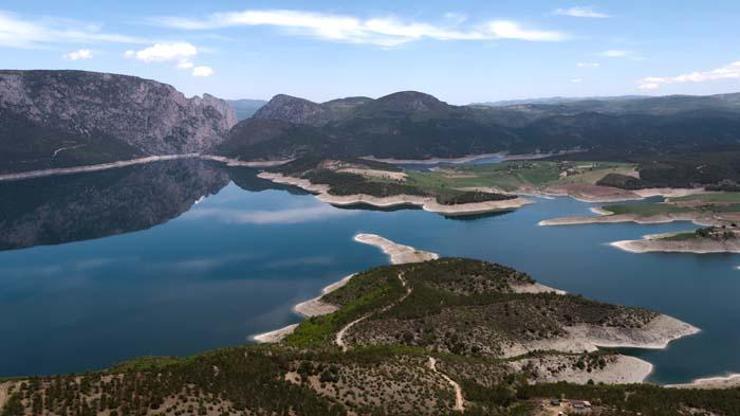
[0,159,737,384]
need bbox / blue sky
[1,1,740,104]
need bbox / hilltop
[2,244,733,416]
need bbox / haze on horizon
[1,0,740,104]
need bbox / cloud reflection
[185,204,357,224]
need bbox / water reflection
[0,160,229,251]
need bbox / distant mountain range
[2,70,740,181]
[476,93,740,116]
[217,90,740,162]
[227,99,267,121]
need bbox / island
[257,158,532,216]
[612,226,740,254]
[540,192,740,226]
[4,234,735,416]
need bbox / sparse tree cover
[2,259,737,415]
[269,157,516,204]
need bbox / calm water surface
[0,160,737,384]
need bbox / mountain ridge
[0,69,236,173]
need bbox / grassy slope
[602,192,740,217]
[3,259,739,416]
[406,161,635,193]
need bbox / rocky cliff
[0,70,236,172]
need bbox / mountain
[252,94,373,126]
[218,90,740,167]
[477,92,740,116]
[477,95,647,107]
[0,70,236,173]
[227,99,267,120]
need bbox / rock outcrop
[0,70,236,172]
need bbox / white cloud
[554,7,610,18]
[192,65,214,77]
[125,42,212,76]
[638,61,740,90]
[63,48,93,60]
[186,205,357,224]
[577,62,600,68]
[571,78,584,83]
[600,49,631,58]
[124,41,197,63]
[0,10,146,49]
[153,9,568,46]
[485,21,566,42]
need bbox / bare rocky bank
[257,172,532,216]
[252,234,701,386]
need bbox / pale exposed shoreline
[257,172,533,216]
[198,155,293,167]
[512,354,654,385]
[503,314,700,362]
[361,149,583,165]
[0,154,292,182]
[538,211,716,227]
[0,154,201,182]
[250,324,299,343]
[251,233,438,343]
[538,185,705,204]
[249,235,706,386]
[667,373,740,389]
[611,236,740,254]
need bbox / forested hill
[216,90,740,165]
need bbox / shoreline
[257,172,533,216]
[0,154,292,182]
[512,354,654,385]
[198,155,293,168]
[667,373,740,389]
[251,233,438,343]
[610,235,740,254]
[538,212,717,227]
[361,149,583,165]
[0,154,201,182]
[249,234,704,386]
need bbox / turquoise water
[0,160,737,384]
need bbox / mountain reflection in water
[0,160,233,251]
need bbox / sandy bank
[0,154,201,182]
[354,233,439,264]
[667,373,740,389]
[251,324,299,343]
[361,150,582,166]
[510,282,567,295]
[504,314,700,358]
[0,154,294,182]
[542,185,706,204]
[199,155,293,167]
[258,172,532,216]
[511,354,653,384]
[611,235,740,254]
[0,382,15,412]
[251,234,439,343]
[361,153,505,165]
[293,274,355,318]
[538,212,715,227]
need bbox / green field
[671,192,740,203]
[405,161,636,193]
[602,203,693,216]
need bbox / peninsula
[258,158,532,216]
[3,234,729,416]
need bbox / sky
[1,0,740,104]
